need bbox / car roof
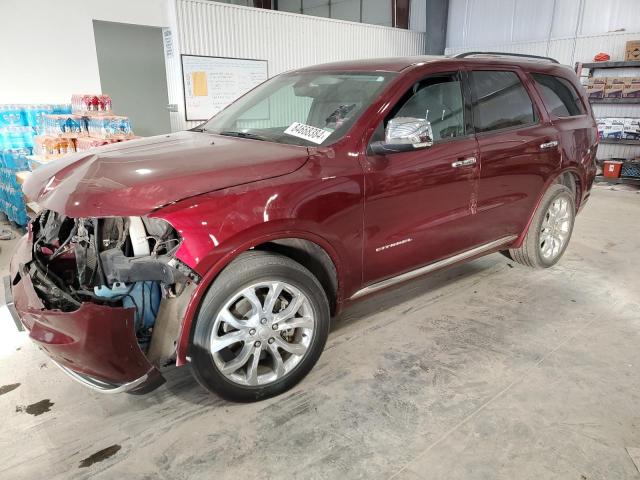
[293,56,444,73]
[293,54,575,76]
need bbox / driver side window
[374,73,466,144]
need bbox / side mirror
[369,117,433,155]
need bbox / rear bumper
[7,234,165,394]
[579,151,597,213]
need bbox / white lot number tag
[284,122,332,144]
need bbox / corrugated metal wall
[445,32,640,160]
[447,0,640,49]
[445,31,640,66]
[166,0,427,131]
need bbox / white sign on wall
[181,54,268,122]
[163,29,173,58]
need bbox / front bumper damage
[51,359,163,394]
[7,211,197,394]
[3,275,23,332]
[8,234,165,393]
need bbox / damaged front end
[9,210,198,394]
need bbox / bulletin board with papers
[181,54,269,122]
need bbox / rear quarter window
[531,73,585,117]
[469,70,537,133]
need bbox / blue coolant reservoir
[94,281,161,335]
[124,281,161,334]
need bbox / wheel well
[254,238,339,315]
[557,172,581,207]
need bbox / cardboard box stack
[623,78,640,98]
[597,117,640,140]
[586,77,607,99]
[623,118,640,139]
[586,76,640,99]
[605,77,625,98]
[625,40,640,62]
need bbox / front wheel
[190,251,330,402]
[509,184,575,268]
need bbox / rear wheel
[509,184,575,268]
[190,251,330,402]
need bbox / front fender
[164,225,346,366]
[151,166,364,366]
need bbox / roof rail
[454,51,559,64]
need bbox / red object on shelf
[603,160,623,178]
[594,53,611,62]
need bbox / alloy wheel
[539,195,572,260]
[209,281,315,386]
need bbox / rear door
[468,68,561,244]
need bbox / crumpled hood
[23,131,309,217]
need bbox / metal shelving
[595,175,640,186]
[590,97,640,104]
[582,61,640,69]
[584,61,640,184]
[600,138,640,145]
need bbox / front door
[361,72,480,285]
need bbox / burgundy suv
[7,53,597,401]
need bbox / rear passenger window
[531,73,585,117]
[469,71,537,133]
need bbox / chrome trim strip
[350,235,518,300]
[50,359,150,394]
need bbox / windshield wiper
[219,131,268,141]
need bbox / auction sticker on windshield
[284,122,332,144]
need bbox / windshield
[200,71,396,147]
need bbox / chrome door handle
[540,140,558,150]
[451,157,477,168]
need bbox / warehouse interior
[1,0,640,479]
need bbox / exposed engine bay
[28,210,197,354]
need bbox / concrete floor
[1,185,639,480]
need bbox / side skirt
[350,235,517,300]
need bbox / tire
[190,250,330,402]
[509,184,575,268]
